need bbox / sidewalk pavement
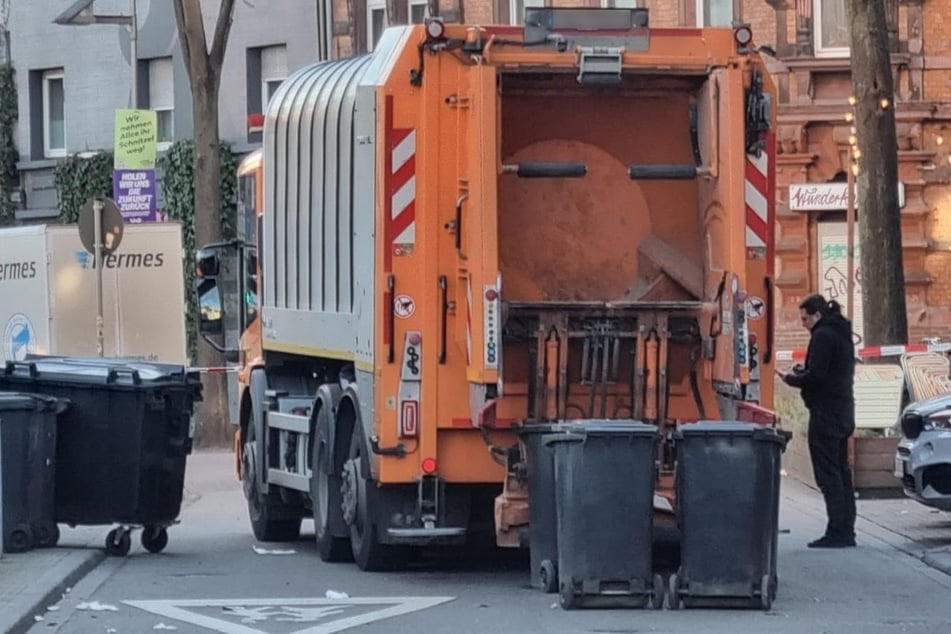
[3,451,951,633]
[0,450,219,634]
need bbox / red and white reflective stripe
[390,128,416,247]
[383,95,417,272]
[776,342,951,362]
[745,146,769,249]
[189,367,240,374]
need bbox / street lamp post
[53,0,139,108]
[130,0,138,108]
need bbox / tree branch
[210,0,237,78]
[171,0,194,73]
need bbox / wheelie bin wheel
[559,581,578,610]
[539,560,558,594]
[650,573,664,610]
[759,574,772,611]
[141,527,169,554]
[667,573,682,610]
[35,523,60,548]
[7,525,35,553]
[106,529,132,557]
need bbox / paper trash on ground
[252,545,296,555]
[76,601,119,611]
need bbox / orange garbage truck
[194,8,779,572]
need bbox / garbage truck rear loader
[194,9,778,571]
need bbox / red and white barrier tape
[776,342,951,362]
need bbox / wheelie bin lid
[543,420,657,445]
[3,355,201,389]
[675,420,790,445]
[0,391,69,413]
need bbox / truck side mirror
[196,277,224,335]
[196,248,221,278]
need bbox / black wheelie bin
[0,356,202,557]
[516,421,575,593]
[0,392,68,552]
[544,421,663,610]
[669,421,790,610]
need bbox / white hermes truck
[0,222,187,364]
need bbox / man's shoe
[808,535,856,548]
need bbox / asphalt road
[26,451,951,634]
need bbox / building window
[814,0,849,57]
[43,69,65,158]
[601,0,638,7]
[511,0,545,25]
[409,0,428,23]
[148,58,174,150]
[696,0,732,26]
[367,0,388,51]
[261,45,288,106]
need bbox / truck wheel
[311,438,352,562]
[342,425,406,571]
[243,423,301,542]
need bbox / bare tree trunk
[846,0,907,346]
[194,85,231,447]
[174,0,236,446]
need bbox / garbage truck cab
[194,8,779,572]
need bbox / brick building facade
[330,0,951,353]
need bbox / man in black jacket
[781,294,857,548]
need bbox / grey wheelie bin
[669,421,790,610]
[516,421,574,593]
[0,392,68,552]
[0,356,202,557]
[545,421,663,610]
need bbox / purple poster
[113,169,158,223]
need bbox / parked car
[895,391,951,511]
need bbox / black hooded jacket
[785,314,855,437]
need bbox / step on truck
[194,8,779,571]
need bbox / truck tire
[311,436,352,562]
[342,423,407,571]
[243,421,301,542]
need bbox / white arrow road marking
[124,597,455,634]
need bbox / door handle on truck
[450,194,468,261]
[764,276,774,364]
[502,162,587,178]
[387,275,396,364]
[439,275,448,364]
[628,164,712,180]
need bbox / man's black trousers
[808,423,856,540]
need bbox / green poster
[114,109,158,169]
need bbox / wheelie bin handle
[107,368,142,385]
[4,360,39,378]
